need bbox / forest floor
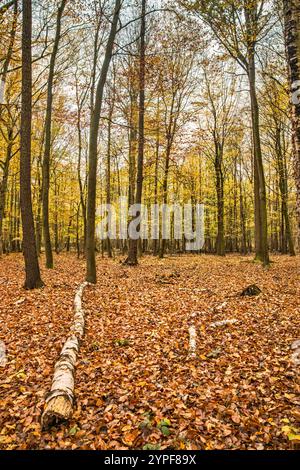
[0,253,299,450]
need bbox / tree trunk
[35,156,43,255]
[20,0,43,289]
[215,143,225,256]
[76,95,87,255]
[275,125,295,255]
[159,143,171,259]
[0,136,12,255]
[125,0,146,266]
[283,0,300,244]
[239,154,247,255]
[42,0,66,269]
[106,93,114,259]
[86,0,121,283]
[153,98,160,256]
[247,51,270,265]
[0,0,18,255]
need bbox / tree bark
[247,45,270,265]
[0,0,18,255]
[86,0,121,283]
[125,0,146,266]
[42,0,67,269]
[159,142,171,259]
[42,282,89,428]
[106,90,114,259]
[283,0,300,243]
[20,0,43,289]
[76,108,87,255]
[215,142,225,256]
[275,126,295,255]
[0,129,13,255]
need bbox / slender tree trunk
[42,0,66,269]
[153,99,160,256]
[20,0,43,289]
[215,143,225,256]
[233,154,239,252]
[283,0,300,245]
[53,176,60,254]
[0,135,12,255]
[86,0,121,283]
[106,93,114,258]
[275,126,295,255]
[159,143,171,259]
[77,115,87,255]
[66,215,72,252]
[35,155,43,255]
[247,51,270,265]
[125,87,138,255]
[76,87,87,255]
[0,1,18,254]
[239,154,247,255]
[125,0,146,266]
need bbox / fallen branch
[211,319,238,328]
[0,341,7,367]
[41,282,89,428]
[188,312,197,359]
[291,339,300,366]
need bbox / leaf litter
[0,254,299,450]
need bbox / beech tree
[125,0,146,266]
[86,0,121,283]
[0,0,297,262]
[283,0,300,242]
[42,0,67,269]
[20,0,43,289]
[181,0,271,265]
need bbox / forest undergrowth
[0,254,299,450]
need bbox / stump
[240,285,261,297]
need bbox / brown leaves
[1,253,300,449]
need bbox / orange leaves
[0,253,300,450]
[122,429,141,447]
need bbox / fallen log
[0,341,7,367]
[41,282,89,428]
[211,319,238,328]
[188,312,197,359]
[291,339,300,366]
[188,325,197,359]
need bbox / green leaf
[69,426,78,436]
[143,444,161,450]
[161,426,171,436]
[158,418,171,429]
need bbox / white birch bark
[284,0,300,237]
[41,282,89,428]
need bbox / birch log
[188,313,197,359]
[210,319,238,328]
[291,339,300,366]
[41,282,89,428]
[283,0,300,237]
[188,325,197,359]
